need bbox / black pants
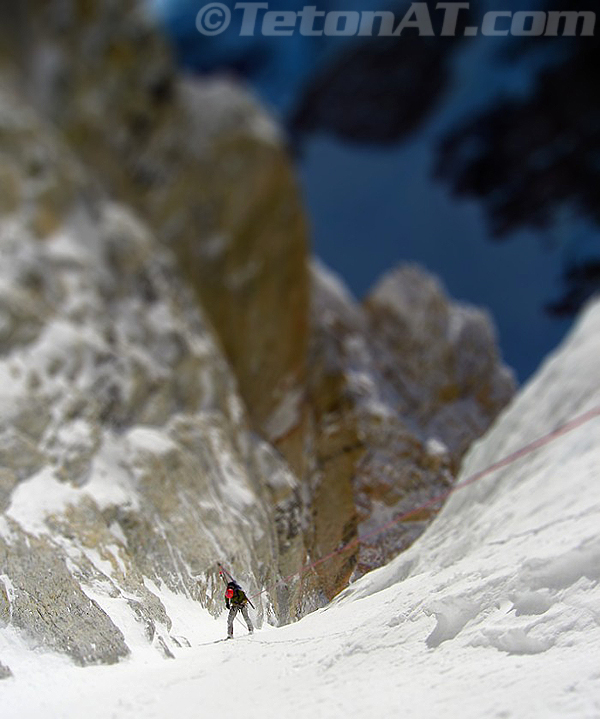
[227,604,253,637]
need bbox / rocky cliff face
[306,262,515,589]
[0,0,310,480]
[0,83,304,671]
[0,0,514,676]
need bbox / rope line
[250,404,600,598]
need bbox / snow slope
[2,299,600,718]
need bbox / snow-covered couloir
[3,298,599,718]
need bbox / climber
[225,580,254,639]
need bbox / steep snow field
[2,300,600,718]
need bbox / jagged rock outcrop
[0,659,11,679]
[0,83,304,665]
[366,265,516,461]
[306,262,515,587]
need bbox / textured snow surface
[2,300,600,718]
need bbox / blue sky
[151,0,595,381]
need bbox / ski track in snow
[2,302,600,718]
